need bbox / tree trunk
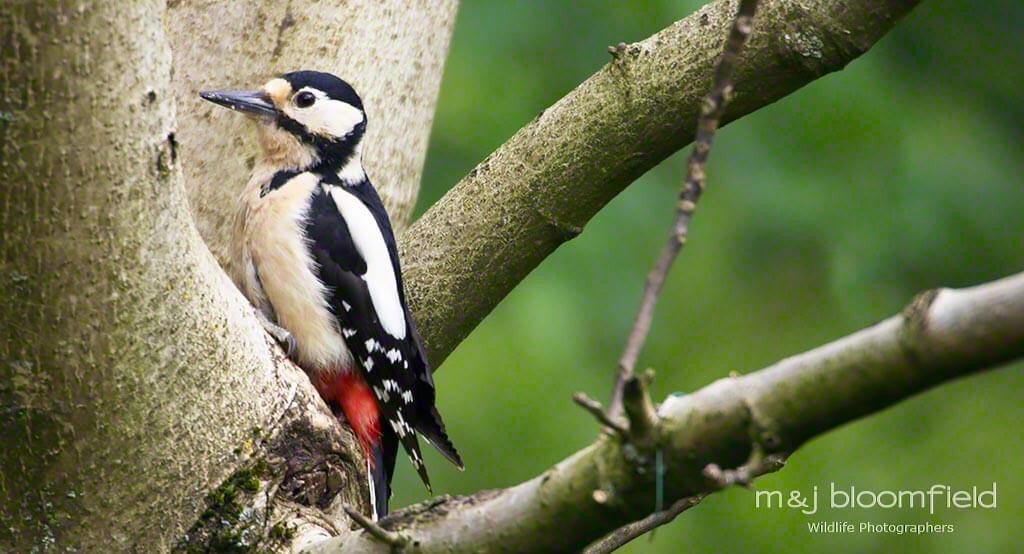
[0,1,456,551]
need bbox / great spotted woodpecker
[200,71,462,520]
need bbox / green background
[393,2,1024,552]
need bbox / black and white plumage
[201,71,461,520]
[304,174,462,480]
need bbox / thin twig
[583,494,707,554]
[607,0,760,420]
[573,392,629,436]
[343,504,409,549]
[590,2,762,549]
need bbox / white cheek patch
[283,88,364,139]
[328,186,407,340]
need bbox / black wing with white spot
[304,178,462,489]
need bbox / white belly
[243,172,352,371]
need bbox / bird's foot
[257,313,298,360]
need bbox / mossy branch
[401,0,923,366]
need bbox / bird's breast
[244,171,352,371]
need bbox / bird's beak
[199,90,277,117]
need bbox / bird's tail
[368,424,398,520]
[416,405,464,470]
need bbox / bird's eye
[294,91,316,108]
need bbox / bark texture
[316,272,1024,553]
[0,0,296,549]
[401,0,921,364]
[168,0,458,269]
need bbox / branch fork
[575,368,660,448]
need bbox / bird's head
[201,70,366,173]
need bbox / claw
[256,311,299,361]
[283,333,298,360]
[268,326,297,360]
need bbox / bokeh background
[393,2,1024,552]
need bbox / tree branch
[312,272,1024,553]
[402,0,922,365]
[593,3,760,544]
[608,0,760,420]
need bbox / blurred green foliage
[394,2,1024,552]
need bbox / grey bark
[1,0,282,549]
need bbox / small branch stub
[342,504,409,549]
[621,369,659,448]
[607,41,627,58]
[574,392,629,437]
[575,368,659,447]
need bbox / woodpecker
[200,70,462,520]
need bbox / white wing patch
[329,186,407,339]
